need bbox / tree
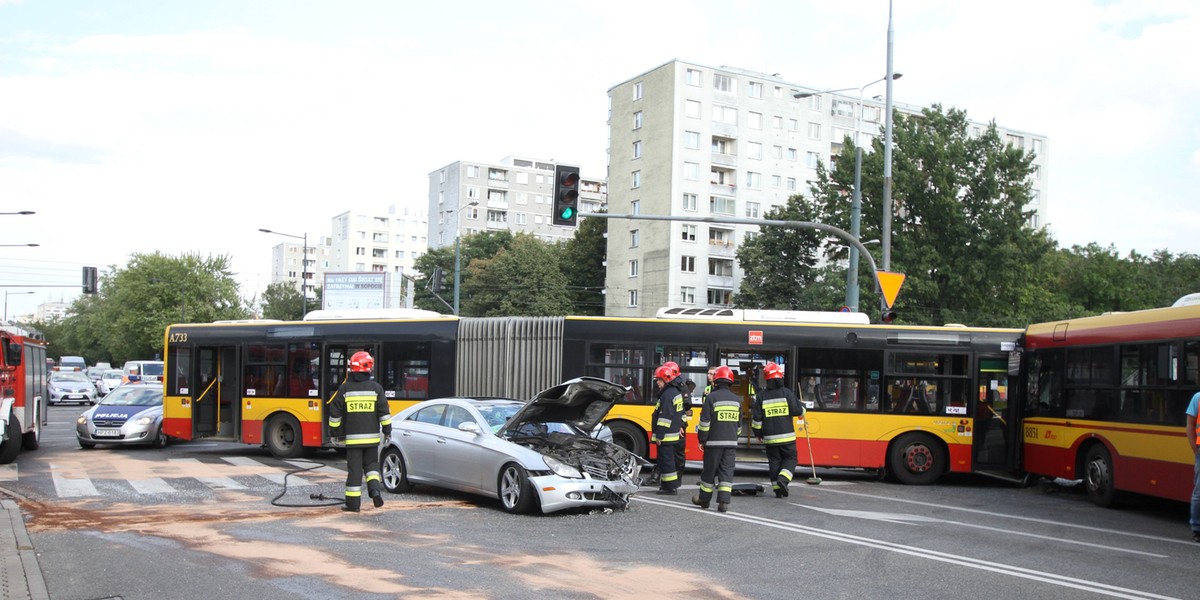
[412,231,515,314]
[260,281,305,320]
[461,234,573,316]
[734,195,833,310]
[560,213,608,315]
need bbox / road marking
[635,496,1178,600]
[285,459,346,477]
[807,486,1190,545]
[0,464,16,481]
[802,505,1167,558]
[49,461,99,497]
[222,456,312,486]
[107,458,176,495]
[167,458,245,490]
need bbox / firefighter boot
[717,501,729,513]
[778,478,790,498]
[691,493,710,510]
[342,496,361,512]
[371,490,385,508]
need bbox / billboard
[322,272,388,310]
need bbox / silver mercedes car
[379,377,647,514]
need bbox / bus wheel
[265,414,305,459]
[607,421,648,459]
[1083,444,1116,507]
[887,433,945,486]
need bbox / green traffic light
[560,207,575,219]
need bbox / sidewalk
[1,498,48,600]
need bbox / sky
[2,0,1198,320]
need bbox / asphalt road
[1,404,1195,600]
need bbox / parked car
[57,356,86,372]
[122,360,164,383]
[76,382,168,449]
[48,371,97,406]
[379,377,647,514]
[97,369,124,396]
[86,366,106,385]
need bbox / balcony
[706,275,735,289]
[711,121,738,138]
[708,239,735,257]
[711,152,737,168]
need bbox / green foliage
[412,231,515,314]
[560,213,608,315]
[734,195,833,310]
[461,234,573,316]
[260,281,304,320]
[39,252,247,363]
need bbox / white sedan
[379,377,647,514]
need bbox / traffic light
[82,266,98,294]
[430,268,445,293]
[881,309,897,323]
[552,164,581,227]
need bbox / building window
[632,140,642,159]
[681,256,696,272]
[709,227,733,247]
[770,175,781,188]
[788,118,798,132]
[833,99,855,117]
[1006,134,1024,149]
[631,200,640,215]
[787,148,798,161]
[682,193,698,212]
[685,100,701,119]
[747,142,762,160]
[467,186,480,199]
[712,137,734,155]
[466,165,479,178]
[466,207,479,220]
[714,105,737,124]
[634,111,643,129]
[807,122,821,140]
[681,224,697,242]
[748,81,763,98]
[773,86,784,99]
[773,115,783,129]
[772,145,783,159]
[710,196,736,216]
[628,289,638,307]
[633,81,643,100]
[630,229,639,248]
[745,172,761,189]
[745,201,760,218]
[488,168,507,181]
[1032,165,1041,179]
[808,95,822,111]
[629,259,639,277]
[487,210,507,224]
[713,73,734,92]
[863,105,881,122]
[747,111,763,129]
[516,213,528,225]
[631,170,641,188]
[686,69,702,86]
[681,286,696,304]
[707,288,733,306]
[1032,139,1043,155]
[515,191,527,205]
[684,130,701,149]
[515,172,529,185]
[806,152,821,169]
[786,177,797,191]
[708,258,734,277]
[683,162,699,180]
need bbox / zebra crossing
[6,456,348,499]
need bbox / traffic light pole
[582,212,882,289]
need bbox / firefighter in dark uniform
[692,366,741,513]
[752,362,804,497]
[663,361,691,480]
[328,351,393,512]
[650,363,685,495]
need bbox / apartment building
[427,156,606,250]
[604,59,1049,317]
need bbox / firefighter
[328,350,392,512]
[664,361,691,479]
[650,363,685,495]
[752,362,804,497]
[692,365,740,513]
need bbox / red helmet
[763,362,784,380]
[712,365,734,383]
[654,365,675,381]
[349,351,374,373]
[663,361,681,379]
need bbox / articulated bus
[162,308,1023,484]
[1020,303,1200,506]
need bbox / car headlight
[134,416,154,426]
[76,416,86,425]
[543,455,583,479]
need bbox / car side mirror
[458,421,482,435]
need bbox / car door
[433,405,486,492]
[396,403,446,482]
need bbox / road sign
[877,271,905,309]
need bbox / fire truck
[0,324,47,463]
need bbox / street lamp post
[258,228,310,317]
[795,72,902,312]
[442,201,479,315]
[4,291,34,322]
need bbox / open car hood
[499,376,627,436]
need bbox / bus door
[973,356,1011,467]
[193,346,239,441]
[321,343,379,442]
[719,347,789,455]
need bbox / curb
[2,499,49,600]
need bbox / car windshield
[475,404,521,433]
[103,370,122,379]
[140,363,164,377]
[51,372,90,383]
[101,387,162,407]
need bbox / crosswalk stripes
[33,456,348,498]
[0,464,16,482]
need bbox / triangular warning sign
[877,271,906,309]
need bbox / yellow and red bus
[1020,303,1200,506]
[162,308,1022,484]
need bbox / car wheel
[0,418,21,464]
[887,433,946,485]
[265,414,306,459]
[606,420,649,459]
[1084,444,1116,507]
[498,463,537,514]
[150,426,169,449]
[380,446,412,493]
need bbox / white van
[57,356,86,372]
[123,360,165,383]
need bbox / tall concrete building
[427,156,606,250]
[265,238,327,302]
[604,59,1049,317]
